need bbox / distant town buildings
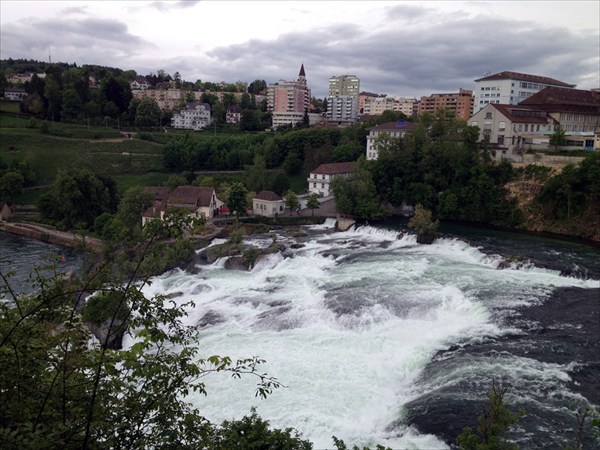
[417,88,474,121]
[473,71,575,114]
[267,64,314,128]
[171,102,212,130]
[326,74,360,125]
[362,96,418,117]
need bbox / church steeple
[298,63,306,85]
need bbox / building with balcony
[362,96,417,117]
[327,75,360,125]
[171,102,212,130]
[267,64,311,128]
[417,88,474,121]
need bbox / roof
[359,92,380,97]
[485,104,555,124]
[519,87,600,114]
[474,71,575,88]
[255,190,282,201]
[168,186,214,207]
[142,201,165,218]
[299,63,306,77]
[144,186,170,202]
[367,120,419,132]
[311,161,357,175]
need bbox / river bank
[1,221,104,253]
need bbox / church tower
[298,63,306,86]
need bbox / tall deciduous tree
[227,182,249,225]
[284,190,300,215]
[135,97,161,127]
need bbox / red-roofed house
[469,87,600,158]
[141,185,219,226]
[308,161,357,197]
[253,190,285,217]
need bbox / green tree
[135,97,161,127]
[213,408,312,450]
[0,171,25,204]
[306,193,320,216]
[0,219,283,450]
[408,204,439,244]
[115,186,155,230]
[549,125,567,150]
[457,381,522,450]
[61,87,83,122]
[244,154,268,192]
[38,169,120,230]
[227,181,249,225]
[166,174,187,191]
[332,158,382,219]
[270,173,291,196]
[284,190,300,215]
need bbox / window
[498,135,505,145]
[498,121,506,131]
[485,112,493,119]
[321,183,325,188]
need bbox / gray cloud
[0,6,597,100]
[1,15,153,65]
[177,13,597,98]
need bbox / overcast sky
[1,1,598,98]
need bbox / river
[2,223,599,449]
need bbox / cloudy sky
[1,1,598,98]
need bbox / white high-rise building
[473,71,575,114]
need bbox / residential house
[3,88,27,101]
[365,120,419,160]
[171,102,212,130]
[468,104,557,159]
[473,71,575,114]
[307,161,357,197]
[226,105,242,124]
[130,76,150,91]
[253,191,285,217]
[142,186,219,226]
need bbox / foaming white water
[130,225,598,449]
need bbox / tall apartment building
[328,75,360,97]
[327,74,360,124]
[473,71,575,114]
[267,64,312,128]
[417,88,474,121]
